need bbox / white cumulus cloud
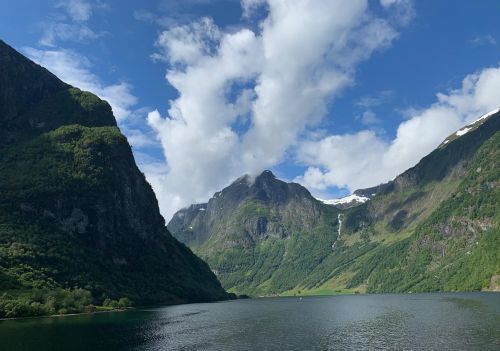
[296,66,500,194]
[147,0,408,220]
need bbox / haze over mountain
[169,111,500,296]
[0,40,228,318]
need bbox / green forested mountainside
[168,171,345,296]
[344,126,499,293]
[169,112,500,296]
[0,39,228,318]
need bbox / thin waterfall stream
[332,213,342,250]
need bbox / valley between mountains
[0,37,498,320]
[168,110,500,296]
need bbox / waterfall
[332,213,342,250]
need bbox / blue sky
[1,0,500,219]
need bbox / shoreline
[262,289,500,299]
[0,295,235,321]
[2,291,497,321]
[0,307,132,322]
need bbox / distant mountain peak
[229,170,276,187]
[254,169,281,186]
[259,169,275,177]
[440,107,500,147]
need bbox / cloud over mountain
[296,65,500,193]
[148,0,406,219]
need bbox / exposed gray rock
[169,170,325,248]
[62,208,89,234]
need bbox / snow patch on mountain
[473,107,500,124]
[319,194,370,206]
[442,107,500,146]
[456,126,472,136]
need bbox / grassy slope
[195,167,467,297]
[282,130,499,296]
[192,198,380,297]
[188,200,338,296]
[365,131,499,293]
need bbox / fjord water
[1,293,499,350]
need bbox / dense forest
[0,39,230,318]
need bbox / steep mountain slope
[169,170,343,295]
[169,111,500,296]
[0,40,228,318]
[340,110,500,293]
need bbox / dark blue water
[1,292,499,350]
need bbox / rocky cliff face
[169,170,340,295]
[0,40,228,315]
[170,170,324,248]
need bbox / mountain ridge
[0,39,229,318]
[169,110,500,296]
